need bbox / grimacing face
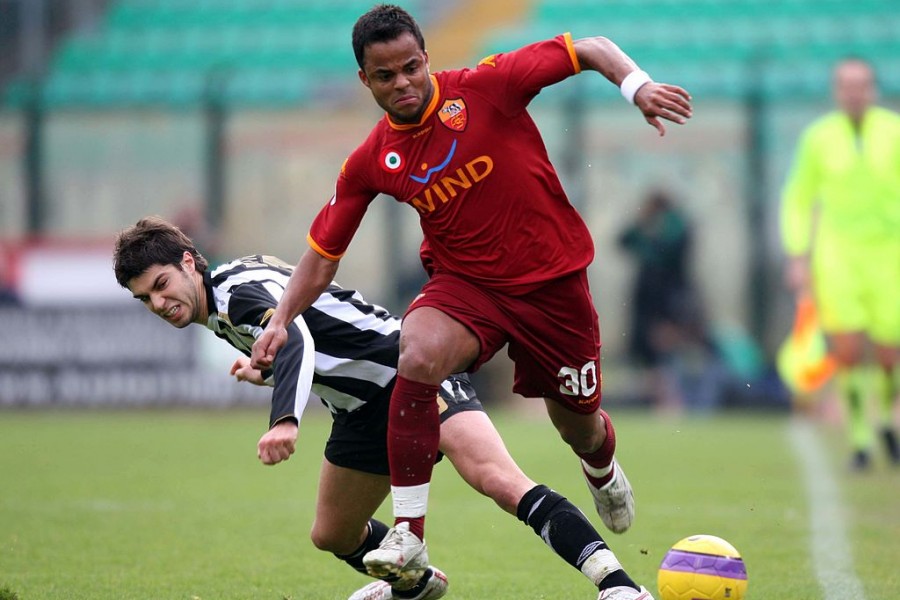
[833,60,876,122]
[358,31,433,124]
[127,252,204,329]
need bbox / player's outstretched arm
[251,248,338,370]
[573,36,692,136]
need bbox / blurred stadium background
[1,0,898,409]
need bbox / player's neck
[194,272,209,324]
[420,78,435,117]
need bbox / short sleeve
[468,33,580,116]
[308,150,378,260]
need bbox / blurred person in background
[113,216,653,600]
[618,190,722,413]
[251,6,690,598]
[781,57,900,471]
[0,244,21,306]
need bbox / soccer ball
[657,534,748,600]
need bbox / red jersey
[308,33,595,293]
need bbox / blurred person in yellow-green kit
[781,57,900,470]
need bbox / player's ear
[358,68,371,89]
[181,250,195,273]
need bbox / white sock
[582,458,615,483]
[580,548,624,586]
[392,483,430,518]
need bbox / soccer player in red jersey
[252,5,691,599]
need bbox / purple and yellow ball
[657,534,748,600]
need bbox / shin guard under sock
[388,375,441,540]
[516,484,637,591]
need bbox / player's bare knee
[397,345,448,383]
[831,337,866,365]
[834,351,865,367]
[309,523,357,555]
[874,347,899,370]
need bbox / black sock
[334,519,391,576]
[600,570,639,590]
[516,484,638,592]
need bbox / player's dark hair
[113,216,209,288]
[352,4,425,69]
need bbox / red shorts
[406,270,601,414]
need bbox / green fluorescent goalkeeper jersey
[781,106,900,256]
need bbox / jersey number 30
[558,361,598,397]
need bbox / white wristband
[620,70,652,105]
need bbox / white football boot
[583,458,635,533]
[597,585,654,600]
[347,567,448,600]
[363,522,429,588]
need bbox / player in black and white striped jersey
[208,254,406,428]
[114,216,642,600]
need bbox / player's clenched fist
[251,324,288,370]
[257,420,298,465]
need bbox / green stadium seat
[11,0,898,109]
[40,69,208,108]
[1,0,431,109]
[479,0,900,102]
[223,68,314,107]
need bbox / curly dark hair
[113,216,208,288]
[352,4,426,69]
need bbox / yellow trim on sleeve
[306,233,344,262]
[259,307,276,326]
[271,414,299,428]
[563,32,581,74]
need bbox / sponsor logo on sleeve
[478,55,497,68]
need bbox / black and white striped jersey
[203,255,400,429]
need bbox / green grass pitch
[1,408,898,599]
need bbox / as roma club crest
[438,98,468,132]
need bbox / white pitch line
[788,418,867,600]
